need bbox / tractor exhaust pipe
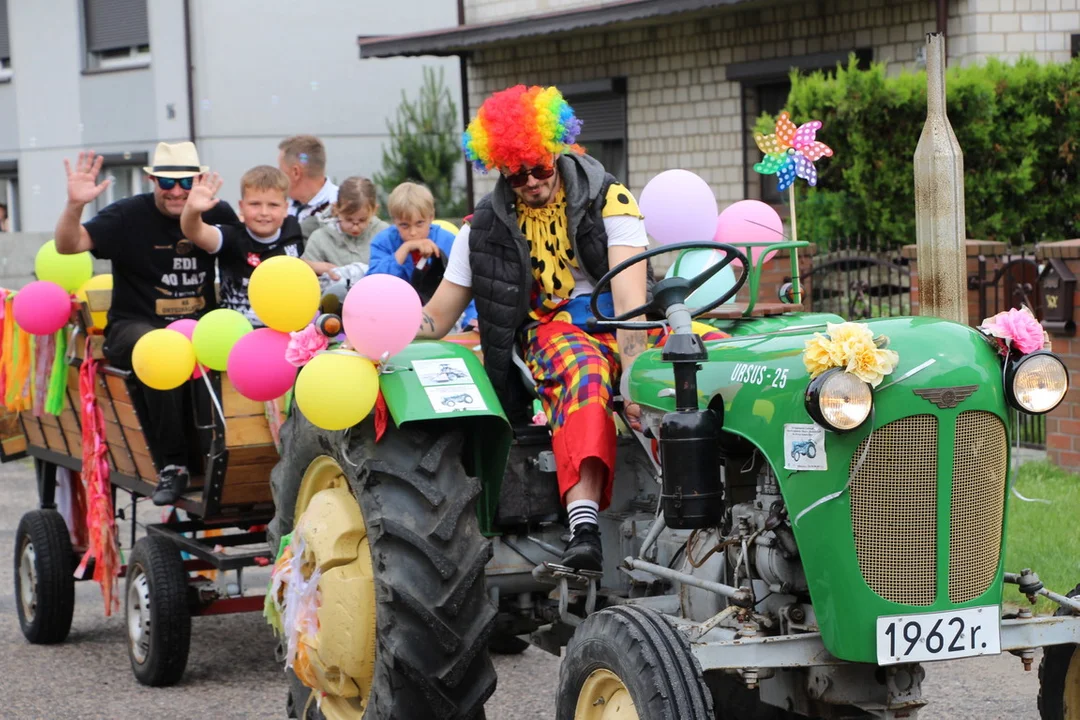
[913,32,968,325]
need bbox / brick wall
[467,0,947,205]
[1037,240,1080,470]
[949,0,1080,66]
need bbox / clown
[417,85,652,571]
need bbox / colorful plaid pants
[522,321,729,510]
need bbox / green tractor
[268,237,1078,720]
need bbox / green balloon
[191,309,253,371]
[35,239,93,293]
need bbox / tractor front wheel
[274,413,496,719]
[1038,583,1080,720]
[557,605,713,719]
[14,509,75,644]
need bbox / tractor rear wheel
[1038,583,1080,720]
[273,412,496,719]
[557,605,713,719]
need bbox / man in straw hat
[55,141,239,505]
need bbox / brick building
[360,0,1080,208]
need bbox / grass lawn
[1003,461,1080,614]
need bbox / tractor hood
[628,315,1016,662]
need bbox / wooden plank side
[103,421,137,475]
[2,435,27,457]
[42,425,67,453]
[228,445,280,467]
[104,373,132,401]
[225,416,274,448]
[113,401,142,431]
[220,481,274,507]
[221,380,264,418]
[0,409,23,444]
[132,449,157,483]
[224,463,274,487]
[23,416,46,448]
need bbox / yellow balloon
[35,239,93,293]
[249,256,321,332]
[192,309,253,371]
[294,352,379,431]
[75,274,113,329]
[132,329,196,391]
[433,219,459,236]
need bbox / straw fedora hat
[143,141,209,178]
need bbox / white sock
[567,499,599,535]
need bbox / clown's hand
[619,364,643,432]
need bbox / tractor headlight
[1007,351,1068,414]
[806,369,873,432]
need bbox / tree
[374,67,465,219]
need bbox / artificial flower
[285,324,329,367]
[846,343,900,387]
[979,306,1044,355]
[802,321,899,386]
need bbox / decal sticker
[730,363,788,388]
[784,423,826,471]
[412,358,472,386]
[424,384,487,414]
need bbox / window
[1072,34,1079,59]
[83,0,150,71]
[563,78,629,184]
[91,153,148,215]
[0,0,11,80]
[732,49,872,203]
[0,162,19,232]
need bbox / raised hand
[185,172,223,214]
[63,151,111,206]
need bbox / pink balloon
[13,281,72,335]
[714,200,785,268]
[226,328,296,402]
[639,169,718,246]
[167,318,203,379]
[342,275,422,361]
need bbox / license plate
[876,605,1001,665]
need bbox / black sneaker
[561,522,603,572]
[152,465,189,506]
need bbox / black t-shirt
[86,193,239,327]
[217,216,305,327]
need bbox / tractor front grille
[850,415,938,607]
[949,411,1008,603]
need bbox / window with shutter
[0,0,11,68]
[83,0,151,70]
[564,78,629,184]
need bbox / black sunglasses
[504,165,556,188]
[155,176,194,191]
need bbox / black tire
[125,535,191,687]
[14,509,75,644]
[1038,583,1080,720]
[557,605,713,720]
[807,444,817,459]
[273,413,497,719]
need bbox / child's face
[395,213,433,244]
[239,188,289,238]
[338,204,376,237]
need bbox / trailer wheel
[1038,583,1080,720]
[274,413,496,719]
[557,605,713,720]
[14,509,75,644]
[126,535,191,687]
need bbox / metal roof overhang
[358,0,754,58]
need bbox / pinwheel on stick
[752,111,834,304]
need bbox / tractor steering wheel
[589,241,748,331]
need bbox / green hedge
[754,56,1080,247]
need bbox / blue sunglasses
[155,176,194,191]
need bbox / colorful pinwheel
[753,111,833,192]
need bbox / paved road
[0,457,1047,719]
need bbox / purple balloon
[639,169,719,246]
[13,281,72,335]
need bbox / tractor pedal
[533,562,603,621]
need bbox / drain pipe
[457,0,474,214]
[183,0,196,142]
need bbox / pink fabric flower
[980,307,1044,355]
[285,324,329,367]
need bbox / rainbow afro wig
[463,85,583,173]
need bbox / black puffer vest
[469,157,617,421]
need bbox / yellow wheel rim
[292,456,378,719]
[1065,646,1080,719]
[575,669,639,720]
